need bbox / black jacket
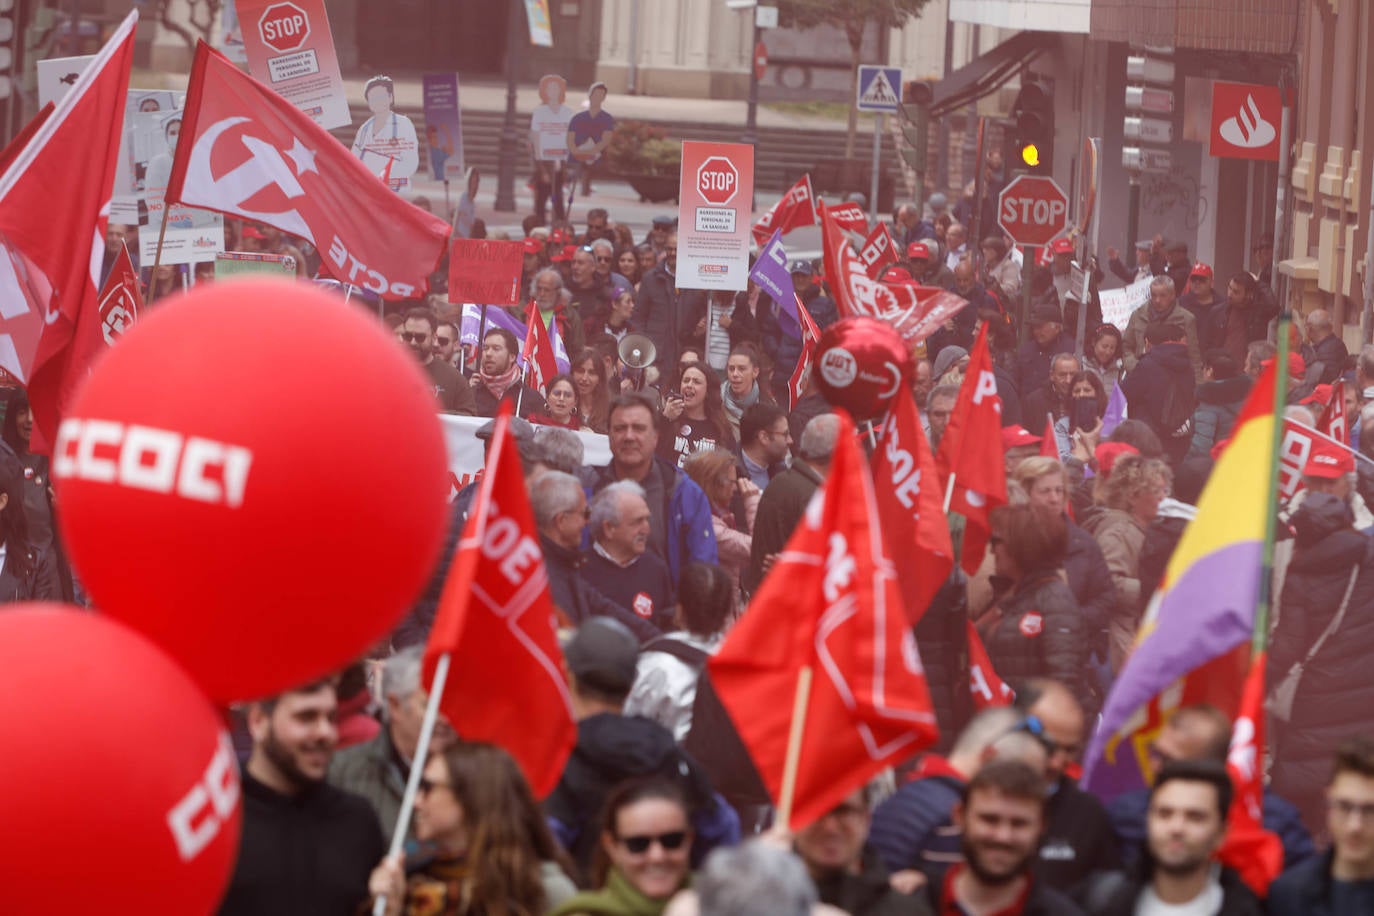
[1303,332,1350,386]
[471,379,546,419]
[814,848,933,916]
[915,571,972,752]
[1202,300,1274,356]
[1119,341,1194,461]
[1064,523,1116,659]
[1189,374,1251,459]
[1270,494,1374,831]
[1268,851,1362,916]
[1014,331,1076,399]
[541,535,662,643]
[634,263,704,371]
[1081,865,1261,916]
[982,569,1088,701]
[930,868,1087,915]
[1038,776,1121,893]
[745,459,824,593]
[218,772,384,916]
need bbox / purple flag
[459,302,527,347]
[1101,381,1127,437]
[749,229,800,339]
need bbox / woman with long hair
[615,246,642,289]
[658,363,736,468]
[571,349,611,433]
[0,438,60,603]
[551,780,693,916]
[530,374,585,430]
[1083,323,1124,391]
[368,741,576,915]
[682,449,757,608]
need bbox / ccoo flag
[1083,366,1278,799]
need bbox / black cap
[563,618,639,693]
[788,260,813,276]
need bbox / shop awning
[930,31,1058,118]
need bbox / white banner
[440,415,610,497]
[1099,276,1152,331]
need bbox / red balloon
[0,606,240,914]
[813,316,911,420]
[53,279,450,702]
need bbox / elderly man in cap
[645,214,676,259]
[545,617,738,874]
[906,241,953,288]
[1015,303,1074,398]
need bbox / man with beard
[794,786,933,915]
[1084,760,1261,915]
[930,759,1085,915]
[469,327,546,419]
[399,307,475,414]
[219,681,385,916]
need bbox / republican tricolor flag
[0,13,137,453]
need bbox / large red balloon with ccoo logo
[813,316,912,421]
[53,279,451,702]
[0,606,241,914]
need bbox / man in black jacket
[1269,736,1374,916]
[796,786,933,915]
[1303,308,1350,386]
[219,681,385,916]
[1121,322,1196,465]
[1083,760,1261,915]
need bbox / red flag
[710,411,938,829]
[1219,652,1283,896]
[824,201,869,234]
[967,621,1013,710]
[520,307,559,394]
[1040,413,1058,459]
[871,384,953,624]
[859,222,899,280]
[423,407,576,797]
[751,174,817,246]
[935,325,1007,574]
[0,13,137,454]
[787,294,821,410]
[166,42,450,301]
[1318,379,1348,445]
[0,103,54,177]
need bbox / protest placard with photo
[422,74,465,183]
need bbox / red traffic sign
[753,41,768,82]
[696,156,740,206]
[997,175,1069,248]
[258,2,311,55]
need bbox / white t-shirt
[1134,869,1223,916]
[529,104,574,161]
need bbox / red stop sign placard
[697,156,740,206]
[997,175,1070,248]
[258,2,311,55]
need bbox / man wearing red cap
[1300,438,1357,504]
[905,240,953,288]
[1002,425,1043,477]
[1179,263,1219,324]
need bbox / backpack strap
[642,636,709,670]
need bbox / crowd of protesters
[22,167,1374,915]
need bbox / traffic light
[898,80,933,177]
[1010,78,1054,174]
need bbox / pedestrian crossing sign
[857,65,902,113]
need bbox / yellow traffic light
[1020,143,1041,167]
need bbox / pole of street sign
[1125,172,1141,267]
[493,0,521,212]
[1020,244,1033,345]
[869,114,882,227]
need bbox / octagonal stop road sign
[696,156,740,207]
[259,2,311,55]
[997,175,1070,248]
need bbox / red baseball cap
[1050,237,1074,255]
[1303,439,1355,478]
[1189,262,1214,278]
[883,266,915,284]
[1300,383,1333,406]
[550,228,568,244]
[1095,442,1139,477]
[522,237,542,255]
[906,242,930,260]
[551,244,576,263]
[1001,426,1042,450]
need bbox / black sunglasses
[619,830,688,854]
[435,335,455,346]
[401,332,428,343]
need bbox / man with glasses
[1106,704,1313,872]
[589,237,630,294]
[736,403,790,490]
[581,207,611,245]
[1270,736,1374,915]
[795,785,933,915]
[399,307,475,415]
[433,319,459,368]
[529,471,659,642]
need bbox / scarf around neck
[721,381,760,422]
[475,363,521,401]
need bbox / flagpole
[371,651,452,916]
[776,665,814,829]
[148,205,171,290]
[1253,310,1292,655]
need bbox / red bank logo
[53,418,254,508]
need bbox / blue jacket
[869,771,964,875]
[588,458,717,584]
[1107,786,1315,872]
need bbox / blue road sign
[857,65,902,113]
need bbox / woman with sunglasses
[368,741,576,915]
[530,374,586,430]
[551,779,693,916]
[571,349,612,433]
[658,363,736,469]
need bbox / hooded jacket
[1270,493,1374,831]
[1119,341,1196,451]
[1189,374,1252,458]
